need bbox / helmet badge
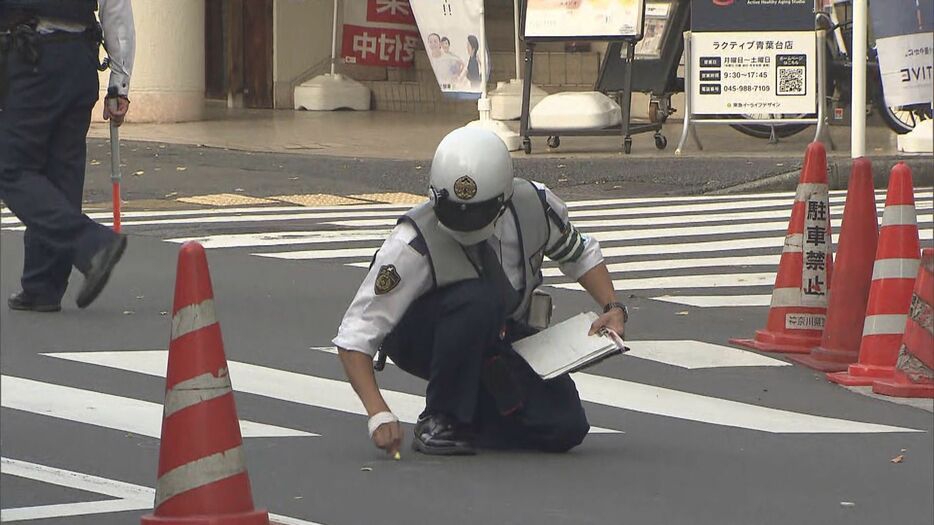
[453,175,478,200]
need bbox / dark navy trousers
[381,279,590,452]
[0,36,116,303]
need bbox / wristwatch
[603,302,629,322]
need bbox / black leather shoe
[412,414,476,456]
[8,291,61,312]
[76,234,127,309]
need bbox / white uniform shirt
[333,182,603,357]
[36,0,136,96]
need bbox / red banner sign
[341,24,420,68]
[367,0,417,25]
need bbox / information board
[523,0,646,40]
[691,31,817,115]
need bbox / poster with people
[409,0,487,96]
[524,0,646,40]
[871,0,933,107]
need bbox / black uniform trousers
[0,34,117,303]
[381,279,591,452]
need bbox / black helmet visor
[434,194,506,232]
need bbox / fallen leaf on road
[123,310,135,315]
[415,165,423,170]
[133,170,144,176]
[90,160,101,166]
[840,502,855,508]
[176,166,187,172]
[360,467,373,472]
[136,295,144,299]
[890,454,904,463]
[676,311,690,316]
[293,496,303,500]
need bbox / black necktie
[467,241,520,315]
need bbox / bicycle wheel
[877,103,933,135]
[729,114,811,139]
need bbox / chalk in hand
[393,451,401,461]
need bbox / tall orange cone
[731,142,834,353]
[872,249,934,398]
[790,158,879,371]
[828,163,921,387]
[142,242,269,525]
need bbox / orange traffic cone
[828,163,921,387]
[872,249,934,398]
[731,142,834,353]
[790,158,879,371]
[141,242,269,525]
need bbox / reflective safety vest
[401,178,549,320]
[1,0,98,27]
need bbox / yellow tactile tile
[177,193,277,206]
[269,194,369,206]
[349,192,428,204]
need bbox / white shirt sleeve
[98,0,135,96]
[332,222,434,357]
[534,182,604,281]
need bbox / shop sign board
[341,0,420,68]
[409,0,487,96]
[871,0,933,107]
[523,0,646,40]
[635,2,672,59]
[692,0,814,32]
[691,31,817,115]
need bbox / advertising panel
[523,0,646,40]
[409,0,487,96]
[691,0,815,32]
[341,0,420,68]
[691,31,817,115]
[871,0,933,107]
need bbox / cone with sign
[731,142,834,353]
[790,158,879,371]
[141,242,269,525]
[828,163,921,387]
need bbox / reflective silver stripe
[872,258,921,281]
[783,233,803,253]
[881,205,917,227]
[172,299,217,340]
[770,288,802,307]
[795,183,827,201]
[154,446,246,509]
[862,314,908,336]
[163,369,232,418]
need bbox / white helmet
[429,127,514,245]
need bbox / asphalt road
[1,156,933,525]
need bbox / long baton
[106,86,121,232]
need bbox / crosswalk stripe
[543,254,780,277]
[650,295,773,307]
[550,272,777,291]
[256,247,378,260]
[569,373,920,433]
[561,188,898,208]
[166,230,393,249]
[41,351,618,434]
[0,375,315,439]
[624,340,789,368]
[45,351,920,434]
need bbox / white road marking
[40,351,617,434]
[0,376,315,439]
[623,340,790,369]
[0,457,324,525]
[256,247,379,260]
[166,230,392,249]
[542,254,779,277]
[46,351,921,434]
[650,295,773,307]
[1,499,151,522]
[550,272,778,291]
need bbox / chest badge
[453,175,478,200]
[374,264,402,295]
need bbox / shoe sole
[8,303,62,313]
[77,236,127,309]
[411,439,477,456]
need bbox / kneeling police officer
[334,128,627,456]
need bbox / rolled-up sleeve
[99,0,135,96]
[332,223,433,357]
[537,183,603,281]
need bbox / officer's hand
[589,308,626,338]
[371,420,403,456]
[103,96,130,126]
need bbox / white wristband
[367,411,398,439]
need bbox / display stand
[518,0,654,155]
[675,9,832,154]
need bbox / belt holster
[481,355,524,416]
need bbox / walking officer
[0,0,135,312]
[334,128,628,456]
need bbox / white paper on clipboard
[512,312,628,380]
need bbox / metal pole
[106,87,122,233]
[851,0,867,158]
[513,0,522,79]
[330,0,339,75]
[478,0,490,121]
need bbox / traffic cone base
[872,373,934,398]
[141,510,269,525]
[788,346,854,372]
[731,329,821,354]
[827,363,894,386]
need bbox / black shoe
[412,414,476,456]
[76,234,127,309]
[8,291,61,312]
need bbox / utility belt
[0,18,104,108]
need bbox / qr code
[776,54,807,96]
